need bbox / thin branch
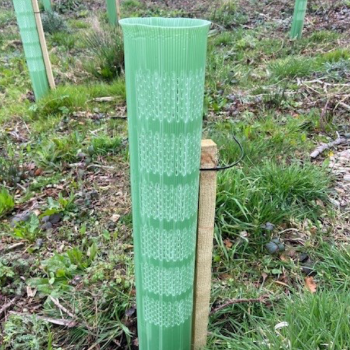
[10,311,77,327]
[210,295,270,314]
[0,297,20,317]
[310,137,348,159]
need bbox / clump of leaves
[0,187,14,219]
[324,59,350,82]
[1,314,53,350]
[41,11,67,34]
[11,214,41,243]
[83,21,124,81]
[29,244,98,294]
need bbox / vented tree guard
[290,0,308,39]
[106,0,118,25]
[120,17,210,350]
[13,0,50,100]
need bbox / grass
[1,0,350,348]
[208,291,350,349]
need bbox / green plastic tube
[41,0,52,12]
[290,0,308,39]
[120,17,210,350]
[106,0,117,25]
[13,0,49,100]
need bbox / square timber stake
[192,139,218,350]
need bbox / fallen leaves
[305,276,317,293]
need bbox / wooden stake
[31,0,55,89]
[192,139,218,350]
[115,0,121,22]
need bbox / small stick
[31,0,56,89]
[0,297,20,317]
[310,137,348,159]
[192,140,218,350]
[210,295,270,315]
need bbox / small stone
[87,190,99,200]
[41,222,52,230]
[261,222,275,231]
[77,152,87,159]
[49,213,61,224]
[10,211,31,227]
[343,174,350,182]
[41,216,50,223]
[265,241,279,254]
[35,238,43,248]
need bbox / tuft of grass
[216,161,331,241]
[315,243,350,289]
[41,11,68,34]
[0,187,15,219]
[308,30,340,43]
[32,80,125,118]
[83,23,124,81]
[269,56,318,79]
[208,291,350,349]
[89,135,122,156]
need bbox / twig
[0,242,25,253]
[210,295,270,314]
[0,297,20,317]
[49,296,75,319]
[338,101,350,111]
[10,311,77,327]
[310,137,348,159]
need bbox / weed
[41,11,68,34]
[56,0,84,13]
[12,214,41,243]
[83,23,124,81]
[29,244,98,294]
[36,132,84,167]
[0,187,14,218]
[1,314,53,350]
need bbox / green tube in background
[41,0,52,12]
[120,17,210,350]
[106,0,117,25]
[290,0,308,39]
[13,0,50,100]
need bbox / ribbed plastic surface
[13,0,49,100]
[120,17,210,350]
[106,0,117,25]
[41,0,52,12]
[290,0,307,39]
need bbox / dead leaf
[111,214,121,223]
[224,239,233,248]
[305,276,317,293]
[26,286,37,298]
[34,168,43,176]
